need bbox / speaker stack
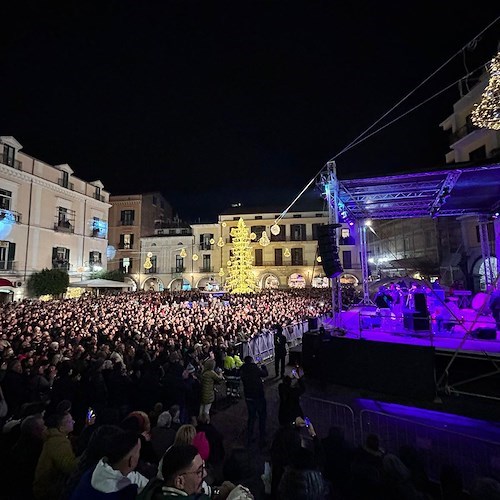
[317,224,343,278]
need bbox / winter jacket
[70,467,138,500]
[200,369,223,404]
[240,362,268,400]
[33,428,78,500]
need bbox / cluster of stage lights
[338,201,355,226]
[430,186,451,219]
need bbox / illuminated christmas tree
[471,51,500,130]
[226,218,258,294]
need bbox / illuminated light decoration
[317,256,322,263]
[270,224,280,236]
[219,268,225,276]
[209,238,215,245]
[106,245,117,260]
[221,221,227,227]
[180,248,187,258]
[227,261,232,266]
[217,237,225,247]
[143,252,153,270]
[284,248,291,258]
[259,231,270,247]
[192,254,199,261]
[250,232,257,240]
[225,217,257,294]
[471,51,500,130]
[0,209,17,239]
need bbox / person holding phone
[278,373,305,426]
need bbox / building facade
[107,192,173,289]
[0,136,110,299]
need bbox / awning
[0,278,15,292]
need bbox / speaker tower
[317,224,343,278]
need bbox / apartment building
[107,192,173,289]
[0,136,110,299]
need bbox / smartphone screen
[304,417,311,427]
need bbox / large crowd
[1,288,499,500]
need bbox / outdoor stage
[299,306,500,402]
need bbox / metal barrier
[360,409,500,490]
[300,396,357,446]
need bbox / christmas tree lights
[471,51,500,130]
[225,218,257,294]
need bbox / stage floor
[322,312,500,355]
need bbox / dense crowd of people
[1,287,499,499]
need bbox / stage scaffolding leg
[478,215,495,288]
[358,223,374,305]
[324,161,342,327]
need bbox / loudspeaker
[308,317,318,331]
[317,224,343,278]
[413,293,428,313]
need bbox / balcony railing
[200,266,214,273]
[118,243,133,250]
[121,220,135,226]
[0,208,21,223]
[0,153,22,170]
[57,178,74,190]
[171,267,186,274]
[145,267,158,274]
[254,260,309,267]
[52,260,70,270]
[199,243,214,250]
[92,228,106,238]
[0,260,16,271]
[93,193,105,202]
[54,220,74,233]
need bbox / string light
[284,248,291,258]
[472,51,500,130]
[270,224,280,235]
[259,231,270,247]
[180,248,187,258]
[217,237,225,247]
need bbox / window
[275,248,283,266]
[121,210,135,225]
[342,250,352,269]
[255,215,262,220]
[270,225,286,242]
[61,171,69,188]
[200,233,214,250]
[119,233,134,249]
[255,248,263,266]
[0,241,15,270]
[2,144,15,167]
[120,257,131,273]
[315,213,323,217]
[202,254,211,272]
[175,255,184,272]
[340,228,355,245]
[251,225,266,238]
[290,224,306,241]
[291,248,303,265]
[52,247,70,270]
[89,251,102,268]
[293,214,302,218]
[146,255,157,274]
[0,189,12,210]
[312,223,322,240]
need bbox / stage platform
[299,309,500,402]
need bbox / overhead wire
[273,15,500,223]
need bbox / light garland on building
[471,51,500,130]
[225,217,257,294]
[259,230,270,247]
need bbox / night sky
[1,2,499,222]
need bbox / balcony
[0,153,22,170]
[0,208,21,223]
[118,243,133,250]
[121,220,135,226]
[52,260,70,271]
[145,266,158,274]
[254,260,309,267]
[93,193,105,202]
[171,267,186,274]
[54,220,74,233]
[200,266,214,273]
[92,228,106,238]
[0,260,16,271]
[199,243,213,251]
[57,178,74,190]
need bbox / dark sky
[1,2,499,221]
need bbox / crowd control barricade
[300,396,357,446]
[360,410,500,491]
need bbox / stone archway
[169,278,191,291]
[288,273,306,289]
[124,277,137,292]
[340,273,359,286]
[261,273,280,289]
[143,277,165,292]
[472,256,498,291]
[197,276,221,291]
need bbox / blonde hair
[174,424,197,446]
